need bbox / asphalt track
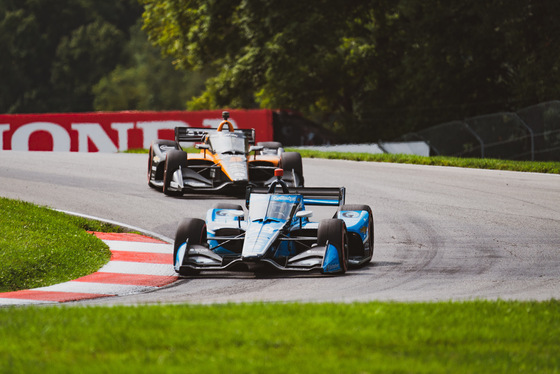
[0,151,559,305]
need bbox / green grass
[1,300,558,373]
[287,148,560,174]
[0,198,115,292]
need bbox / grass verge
[1,300,558,373]
[0,198,115,292]
[287,148,560,174]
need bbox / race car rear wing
[175,127,256,144]
[246,186,346,207]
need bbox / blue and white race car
[173,169,374,275]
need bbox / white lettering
[0,124,9,150]
[11,122,71,151]
[71,123,117,152]
[111,122,134,151]
[137,120,188,149]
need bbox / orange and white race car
[148,111,304,196]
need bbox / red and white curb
[0,232,178,306]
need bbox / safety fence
[397,101,560,161]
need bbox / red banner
[0,109,273,152]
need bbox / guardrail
[396,101,560,161]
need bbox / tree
[378,0,560,134]
[92,21,208,111]
[50,21,126,112]
[141,0,395,139]
[0,0,141,113]
[141,0,560,141]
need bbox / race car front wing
[175,239,343,274]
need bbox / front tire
[339,204,374,264]
[163,150,187,196]
[174,218,207,276]
[148,140,177,189]
[148,144,155,187]
[317,219,348,273]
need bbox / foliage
[92,20,209,111]
[0,0,141,113]
[140,0,385,133]
[389,1,560,131]
[140,0,560,141]
[1,301,559,373]
[0,198,114,292]
[50,20,126,111]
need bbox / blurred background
[1,0,559,159]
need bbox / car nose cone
[228,166,248,182]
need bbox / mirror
[295,210,313,218]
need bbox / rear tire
[163,150,187,196]
[339,204,374,263]
[174,218,207,276]
[258,141,283,149]
[213,203,243,210]
[317,219,348,273]
[280,152,304,187]
[257,141,283,155]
